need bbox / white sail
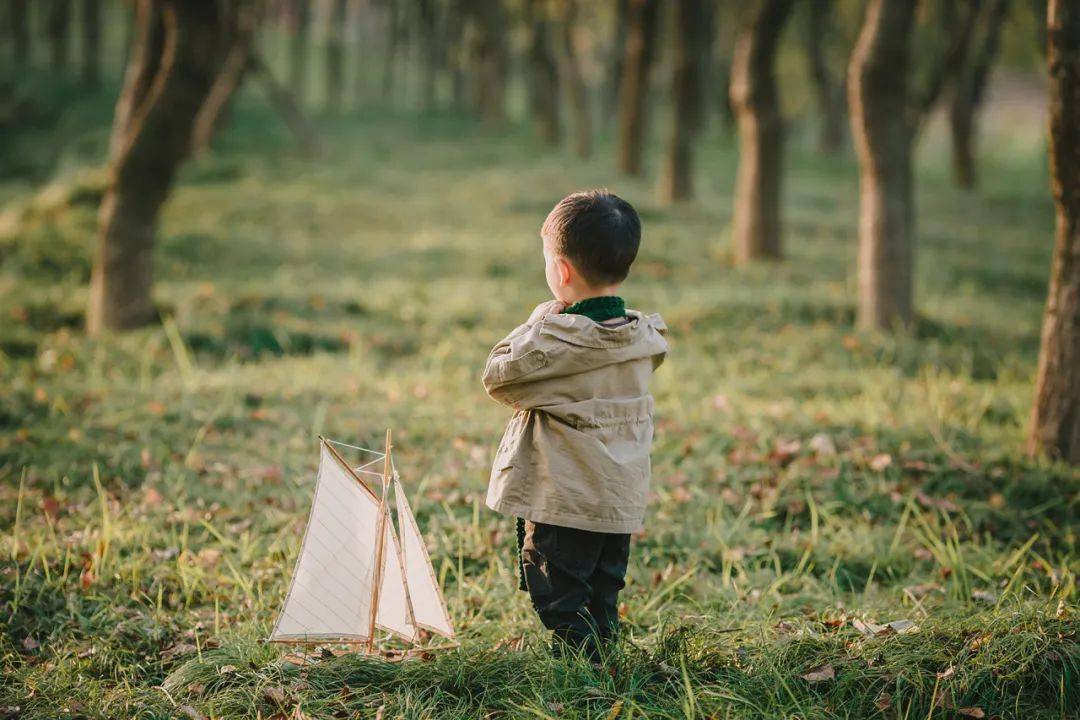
[270,444,381,643]
[394,476,456,638]
[375,516,416,642]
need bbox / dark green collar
[562,296,626,323]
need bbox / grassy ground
[1,73,1078,719]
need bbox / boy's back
[483,306,667,534]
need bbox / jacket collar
[540,309,667,351]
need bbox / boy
[481,190,668,660]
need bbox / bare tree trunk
[47,0,71,70]
[250,52,322,157]
[9,0,30,68]
[1029,0,1080,464]
[325,0,347,113]
[417,0,439,110]
[464,0,509,127]
[616,0,659,176]
[607,0,628,125]
[848,0,977,330]
[659,0,704,203]
[803,0,845,154]
[527,0,560,145]
[949,0,1009,189]
[192,4,254,157]
[730,0,794,262]
[80,0,100,86]
[446,1,466,107]
[88,0,227,334]
[108,0,163,157]
[558,0,591,158]
[848,0,916,329]
[287,0,310,103]
[381,0,400,102]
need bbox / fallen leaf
[143,487,164,506]
[41,496,61,520]
[547,702,566,713]
[937,666,956,679]
[888,619,917,634]
[957,708,985,718]
[972,590,997,604]
[22,636,39,651]
[606,699,624,720]
[869,454,893,472]
[160,642,197,662]
[852,619,889,636]
[809,433,836,457]
[800,663,835,683]
[219,664,237,674]
[874,692,892,711]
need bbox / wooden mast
[366,428,392,652]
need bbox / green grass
[1,73,1077,719]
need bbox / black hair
[541,189,641,286]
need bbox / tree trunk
[464,0,509,127]
[616,0,659,176]
[80,0,100,86]
[381,0,400,102]
[659,0,704,203]
[558,0,591,158]
[192,12,253,157]
[9,0,29,68]
[287,0,310,103]
[88,0,227,334]
[803,0,845,154]
[47,0,72,70]
[250,52,322,157]
[729,0,794,262]
[527,0,560,146]
[108,0,163,157]
[1029,0,1080,464]
[949,0,1009,190]
[848,0,917,330]
[325,0,347,113]
[607,0,629,125]
[417,0,439,110]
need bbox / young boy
[481,190,667,660]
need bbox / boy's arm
[482,301,564,409]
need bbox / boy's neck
[561,285,622,306]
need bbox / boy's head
[541,190,641,303]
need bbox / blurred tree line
[1,0,1077,465]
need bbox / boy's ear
[557,256,573,286]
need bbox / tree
[949,0,1010,189]
[287,0,310,104]
[848,0,977,329]
[47,0,72,70]
[325,0,347,113]
[659,0,704,203]
[88,0,228,333]
[8,0,30,69]
[462,0,510,127]
[1028,0,1080,464]
[616,0,659,176]
[606,0,629,124]
[557,0,591,158]
[81,0,101,86]
[729,0,794,262]
[802,0,846,154]
[416,0,441,110]
[526,0,560,145]
[108,0,164,157]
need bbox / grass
[1,69,1077,719]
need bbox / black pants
[516,518,631,659]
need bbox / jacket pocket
[494,348,548,385]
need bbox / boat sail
[269,431,455,648]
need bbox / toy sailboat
[269,430,455,650]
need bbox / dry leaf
[219,664,237,675]
[160,642,197,662]
[972,590,997,604]
[41,496,62,520]
[809,433,836,457]
[874,692,892,711]
[22,636,39,651]
[937,666,955,679]
[800,664,835,682]
[852,619,888,636]
[606,699,624,720]
[869,454,893,472]
[957,708,985,718]
[143,487,164,506]
[888,619,917,634]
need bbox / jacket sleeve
[481,322,552,409]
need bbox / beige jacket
[482,309,668,533]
